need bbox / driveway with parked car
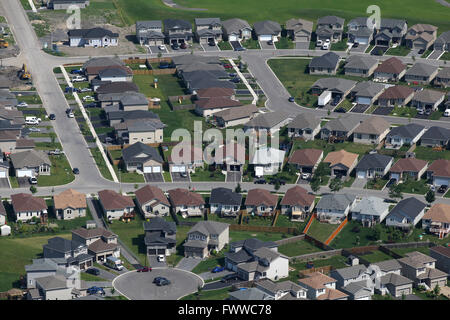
[144,173,164,183]
[171,172,190,182]
[112,268,203,300]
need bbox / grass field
[278,240,323,257]
[385,46,411,56]
[360,250,394,263]
[37,155,75,187]
[306,219,339,242]
[181,287,231,300]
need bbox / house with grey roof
[48,0,89,10]
[320,116,360,140]
[374,18,407,46]
[316,16,345,43]
[253,20,282,42]
[434,67,450,88]
[244,112,292,135]
[33,274,83,300]
[143,217,176,256]
[254,279,308,300]
[350,81,386,105]
[183,221,229,259]
[99,91,148,111]
[182,70,235,93]
[330,265,370,288]
[316,194,356,223]
[420,126,450,148]
[385,123,426,148]
[386,198,427,229]
[351,196,390,226]
[136,20,164,46]
[222,18,252,42]
[371,259,403,276]
[310,78,356,98]
[287,114,321,140]
[309,52,340,75]
[344,55,378,78]
[10,149,51,177]
[43,237,94,271]
[228,287,274,300]
[347,17,374,45]
[195,18,223,43]
[355,153,394,179]
[285,18,313,42]
[378,273,413,297]
[404,63,439,84]
[434,31,450,52]
[340,281,373,300]
[68,27,118,47]
[411,89,445,111]
[114,118,165,145]
[122,142,163,173]
[25,258,67,289]
[213,104,258,128]
[210,187,242,217]
[353,117,391,145]
[405,24,437,50]
[163,19,193,44]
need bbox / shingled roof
[245,188,278,207]
[374,57,406,75]
[11,193,47,212]
[423,203,450,224]
[288,149,323,166]
[98,190,134,211]
[167,188,204,207]
[323,149,358,170]
[427,159,450,178]
[135,185,169,207]
[389,158,428,174]
[54,189,86,210]
[354,117,390,135]
[280,186,315,207]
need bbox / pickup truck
[48,149,64,155]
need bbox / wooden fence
[298,265,334,277]
[275,234,305,245]
[290,249,343,262]
[132,69,176,75]
[229,224,298,234]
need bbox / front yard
[37,155,75,187]
[365,177,389,190]
[190,166,226,182]
[385,46,411,56]
[292,139,372,158]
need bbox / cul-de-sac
[0,0,449,302]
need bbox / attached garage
[228,35,238,41]
[356,97,372,105]
[144,165,161,173]
[157,249,165,255]
[171,165,186,173]
[356,37,369,44]
[434,177,450,186]
[391,173,400,181]
[143,166,152,173]
[148,39,163,46]
[17,169,33,177]
[152,166,161,173]
[148,249,157,255]
[357,171,366,179]
[0,171,6,178]
[259,35,272,41]
[296,36,309,42]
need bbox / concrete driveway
[226,171,241,182]
[295,41,309,50]
[84,268,117,281]
[113,268,203,300]
[352,177,367,189]
[0,178,10,188]
[427,50,444,60]
[350,43,368,53]
[199,269,234,281]
[176,257,201,271]
[202,43,220,52]
[260,41,275,50]
[171,172,190,182]
[148,255,166,268]
[407,48,422,57]
[148,45,168,54]
[144,173,164,183]
[17,177,31,188]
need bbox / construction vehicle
[20,64,31,80]
[0,39,8,48]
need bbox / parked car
[171,43,179,50]
[72,75,87,82]
[137,267,152,272]
[212,266,225,273]
[229,73,237,78]
[158,44,166,51]
[208,40,215,46]
[418,49,425,55]
[86,268,100,276]
[70,69,83,75]
[288,96,295,102]
[29,177,37,184]
[49,149,64,155]
[221,273,239,283]
[425,109,432,116]
[223,64,233,69]
[180,172,188,178]
[159,62,169,69]
[235,46,246,51]
[180,42,187,49]
[316,40,323,47]
[417,108,425,115]
[68,111,74,118]
[254,179,266,184]
[28,127,40,132]
[386,178,397,189]
[48,114,56,120]
[83,96,95,102]
[64,86,77,93]
[72,168,80,175]
[301,172,311,180]
[84,102,97,108]
[267,40,273,45]
[352,42,359,48]
[438,185,448,194]
[335,107,346,113]
[155,277,171,286]
[79,87,92,93]
[231,77,240,83]
[153,277,164,284]
[87,286,105,295]
[16,102,28,107]
[444,109,450,117]
[157,254,165,262]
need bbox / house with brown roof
[422,203,450,238]
[13,138,35,153]
[0,129,20,154]
[280,186,315,221]
[411,89,445,111]
[429,246,450,274]
[195,87,235,100]
[373,57,407,82]
[389,158,428,182]
[288,149,323,174]
[426,159,450,187]
[404,24,437,50]
[434,68,450,88]
[213,104,258,128]
[194,97,242,117]
[135,185,170,218]
[167,188,205,218]
[377,85,414,107]
[298,272,348,300]
[11,193,48,222]
[53,189,87,220]
[353,117,390,145]
[245,188,278,216]
[322,149,358,178]
[72,227,120,262]
[97,190,135,221]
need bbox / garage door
[356,37,368,44]
[296,36,309,42]
[391,173,400,181]
[157,249,165,255]
[148,249,157,255]
[17,170,33,177]
[172,165,185,173]
[143,166,152,173]
[229,35,238,41]
[152,166,161,173]
[356,97,372,105]
[0,172,6,178]
[435,178,449,186]
[357,171,366,179]
[259,35,272,41]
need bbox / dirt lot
[0,11,20,59]
[0,67,33,90]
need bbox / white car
[79,87,92,92]
[157,255,165,262]
[322,43,330,50]
[28,127,40,132]
[316,40,323,47]
[16,102,29,107]
[72,76,87,82]
[444,109,450,117]
[82,96,95,102]
[158,44,166,50]
[68,112,74,118]
[301,172,311,180]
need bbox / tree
[425,189,435,204]
[30,185,37,194]
[310,177,320,193]
[388,183,403,200]
[274,180,281,191]
[329,177,343,193]
[433,284,441,298]
[235,183,242,193]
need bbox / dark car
[66,108,72,114]
[180,42,187,49]
[137,267,152,272]
[86,268,100,276]
[212,266,225,273]
[171,43,179,50]
[155,277,171,286]
[385,178,397,189]
[235,47,246,51]
[418,49,425,55]
[438,185,448,194]
[267,40,273,45]
[208,40,215,46]
[221,273,239,283]
[288,96,295,102]
[84,102,97,108]
[425,109,432,116]
[70,69,83,74]
[49,114,56,120]
[87,286,105,295]
[254,179,266,184]
[335,107,346,113]
[153,277,164,283]
[352,42,359,48]
[231,77,240,83]
[72,168,80,175]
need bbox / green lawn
[229,231,290,243]
[343,176,356,187]
[398,178,430,195]
[278,240,324,257]
[359,250,394,263]
[306,219,339,242]
[181,287,232,300]
[240,38,260,49]
[292,139,372,158]
[414,146,450,161]
[330,39,348,51]
[284,254,348,282]
[16,94,42,105]
[275,37,294,49]
[386,46,411,56]
[37,155,75,187]
[365,177,389,190]
[191,251,225,274]
[217,41,233,50]
[190,168,225,182]
[390,106,418,118]
[275,214,308,229]
[80,272,107,282]
[390,246,430,257]
[90,147,113,181]
[114,166,145,183]
[441,52,450,61]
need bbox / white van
[25,116,41,125]
[106,256,123,271]
[444,109,450,117]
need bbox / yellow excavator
[20,64,31,80]
[0,39,8,48]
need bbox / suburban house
[53,189,86,220]
[351,196,390,227]
[99,91,148,112]
[135,185,170,218]
[420,126,450,148]
[194,97,242,117]
[25,258,68,289]
[427,159,450,186]
[71,227,120,263]
[385,123,426,148]
[355,153,393,179]
[228,287,274,300]
[11,193,47,222]
[285,18,313,42]
[135,20,164,46]
[96,82,139,95]
[143,217,176,257]
[183,221,229,259]
[378,85,415,107]
[404,24,437,50]
[330,264,370,289]
[251,147,286,177]
[398,251,448,290]
[225,238,288,281]
[97,190,135,221]
[287,114,321,140]
[209,187,242,217]
[43,237,93,270]
[163,19,193,45]
[411,89,445,111]
[194,18,223,43]
[310,78,356,99]
[288,148,323,174]
[253,279,308,300]
[316,193,356,223]
[434,31,450,51]
[319,116,359,141]
[213,104,258,128]
[323,149,358,178]
[353,117,390,145]
[350,81,386,105]
[344,55,378,78]
[253,20,282,42]
[347,17,374,45]
[32,273,87,300]
[386,197,427,229]
[429,246,450,274]
[47,0,90,9]
[298,272,348,300]
[113,117,166,145]
[214,142,246,175]
[245,112,292,135]
[68,27,118,47]
[371,259,403,276]
[167,143,204,174]
[378,273,414,298]
[10,149,51,178]
[221,18,252,41]
[167,188,205,218]
[280,186,315,221]
[374,18,408,46]
[404,63,439,84]
[389,158,428,182]
[245,188,279,216]
[422,203,450,238]
[98,67,133,83]
[435,68,450,88]
[373,57,407,82]
[316,16,345,43]
[308,52,340,75]
[122,142,164,174]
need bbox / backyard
[306,219,339,243]
[278,239,324,257]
